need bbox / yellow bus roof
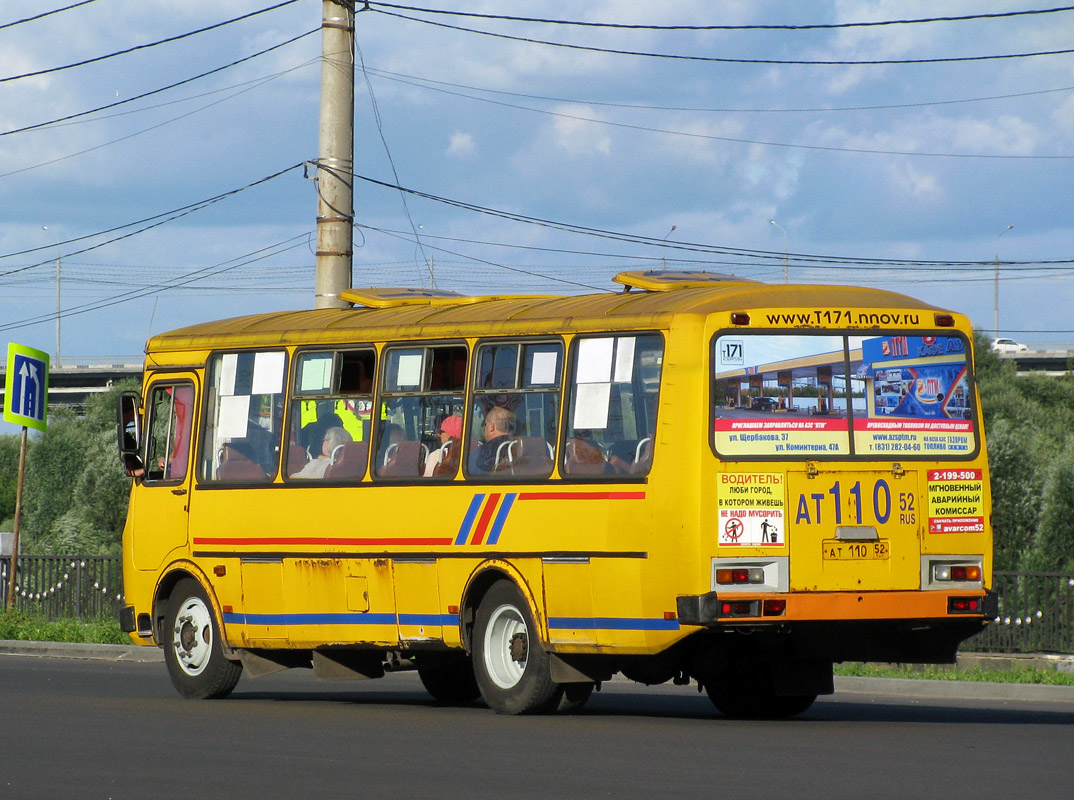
[145,271,953,354]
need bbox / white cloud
[447,131,476,157]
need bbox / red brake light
[730,312,750,325]
[934,313,955,327]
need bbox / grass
[835,662,1074,686]
[0,611,128,645]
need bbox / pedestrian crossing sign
[4,342,50,431]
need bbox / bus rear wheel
[163,578,242,699]
[416,652,480,704]
[472,580,560,715]
[706,680,816,719]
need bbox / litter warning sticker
[927,469,985,534]
[718,472,785,547]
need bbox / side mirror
[117,392,145,478]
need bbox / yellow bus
[116,270,995,717]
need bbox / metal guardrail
[962,571,1074,655]
[0,559,1071,654]
[1,556,123,621]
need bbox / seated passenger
[292,426,351,479]
[469,406,516,475]
[424,414,463,477]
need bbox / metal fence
[0,558,1071,654]
[1,556,123,621]
[961,570,1074,655]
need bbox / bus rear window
[712,332,976,459]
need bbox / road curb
[0,640,162,663]
[3,641,1073,703]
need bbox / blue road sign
[4,343,50,431]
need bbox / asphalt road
[1,654,1072,800]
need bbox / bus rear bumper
[676,589,999,663]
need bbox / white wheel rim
[172,596,213,677]
[483,603,528,690]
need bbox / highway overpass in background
[0,348,1068,418]
[0,357,143,415]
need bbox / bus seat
[217,445,269,482]
[431,439,461,478]
[632,437,654,474]
[512,436,554,476]
[286,444,309,477]
[564,438,608,475]
[325,441,368,480]
[380,440,425,477]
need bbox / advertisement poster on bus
[713,331,976,458]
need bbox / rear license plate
[822,540,890,560]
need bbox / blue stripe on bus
[455,494,485,545]
[398,613,460,627]
[547,616,681,631]
[485,492,517,546]
[223,612,461,627]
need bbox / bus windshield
[712,332,976,459]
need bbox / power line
[370,8,1074,66]
[363,64,1074,116]
[0,0,99,32]
[347,171,1074,269]
[0,0,305,85]
[359,66,1074,161]
[367,3,1074,32]
[0,163,305,276]
[1,30,318,138]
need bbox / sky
[2,0,1074,378]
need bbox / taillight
[949,596,983,614]
[762,599,786,616]
[933,563,982,582]
[716,567,765,585]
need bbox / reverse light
[716,567,765,585]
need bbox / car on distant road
[991,337,1029,353]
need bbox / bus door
[786,465,921,592]
[130,375,198,572]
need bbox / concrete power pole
[315,0,356,309]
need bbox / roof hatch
[613,270,757,292]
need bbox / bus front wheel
[472,581,560,715]
[163,578,242,699]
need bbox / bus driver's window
[145,383,194,482]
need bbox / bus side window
[144,382,194,482]
[467,340,561,479]
[564,334,663,478]
[376,345,467,480]
[201,351,286,483]
[287,348,374,481]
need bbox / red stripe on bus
[517,492,646,501]
[192,537,454,547]
[470,493,502,546]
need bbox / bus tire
[472,580,559,715]
[556,682,594,714]
[706,680,816,719]
[417,652,480,704]
[163,578,242,699]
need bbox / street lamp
[42,226,61,367]
[994,224,1013,338]
[769,220,789,283]
[660,225,677,271]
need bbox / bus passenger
[424,414,463,477]
[470,407,516,475]
[293,426,351,479]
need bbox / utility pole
[314,0,356,309]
